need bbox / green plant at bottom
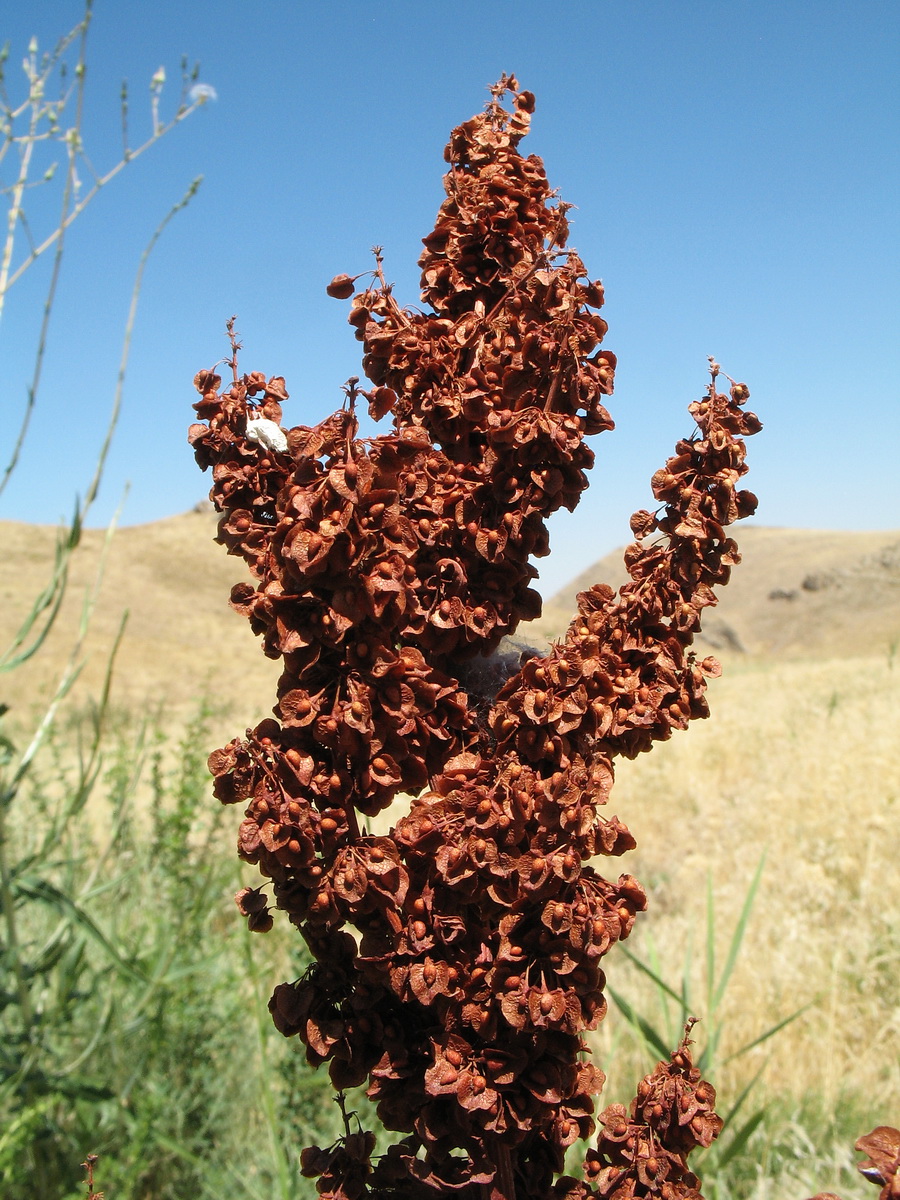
[1,703,340,1199]
[606,855,812,1198]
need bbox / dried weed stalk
[188,77,763,1200]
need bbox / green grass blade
[12,874,146,983]
[607,984,673,1061]
[712,851,767,1011]
[47,608,129,853]
[0,565,67,672]
[722,1001,814,1065]
[706,873,716,1018]
[616,942,686,1009]
[717,1061,766,1133]
[24,928,71,979]
[640,930,677,1042]
[148,1131,207,1169]
[224,1157,271,1200]
[0,1097,55,1163]
[681,924,694,1021]
[0,659,85,805]
[713,1106,768,1171]
[53,989,117,1077]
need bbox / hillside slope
[2,515,897,737]
[0,509,280,735]
[533,525,900,658]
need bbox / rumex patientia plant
[188,76,762,1200]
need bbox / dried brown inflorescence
[855,1127,900,1200]
[188,76,761,1200]
[568,1023,722,1200]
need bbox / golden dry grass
[591,650,900,1129]
[0,510,280,744]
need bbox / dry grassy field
[2,512,898,1197]
[594,652,899,1177]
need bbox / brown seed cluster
[553,1026,722,1200]
[188,77,760,1200]
[854,1127,900,1200]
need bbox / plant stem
[0,804,34,1031]
[482,1141,516,1200]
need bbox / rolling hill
[2,511,897,738]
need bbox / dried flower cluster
[854,1127,900,1200]
[569,1024,722,1200]
[188,77,760,1200]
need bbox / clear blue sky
[2,0,898,598]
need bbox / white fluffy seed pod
[246,417,288,454]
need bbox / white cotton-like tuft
[189,83,218,104]
[246,417,288,454]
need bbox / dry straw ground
[2,511,898,1183]
[595,650,899,1110]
